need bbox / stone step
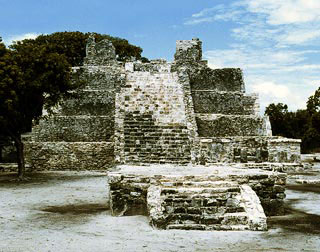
[118,70,192,165]
[147,183,268,231]
[166,224,250,231]
[160,186,240,194]
[127,160,191,165]
[166,212,249,226]
[160,181,239,188]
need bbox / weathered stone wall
[24,142,114,170]
[83,35,117,65]
[0,142,16,163]
[268,138,301,163]
[130,60,171,73]
[176,68,199,163]
[196,114,265,137]
[198,136,301,164]
[71,65,126,90]
[30,116,114,142]
[147,184,259,230]
[58,90,115,116]
[174,38,202,62]
[189,68,245,92]
[192,91,259,115]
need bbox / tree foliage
[0,37,73,178]
[307,87,320,114]
[11,32,144,66]
[0,31,146,178]
[265,87,320,153]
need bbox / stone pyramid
[24,37,302,231]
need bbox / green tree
[265,87,320,153]
[11,32,144,66]
[1,31,146,178]
[265,103,289,136]
[307,87,320,114]
[0,37,73,179]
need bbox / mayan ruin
[21,37,304,231]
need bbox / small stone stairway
[119,71,192,165]
[147,180,267,231]
[124,113,191,164]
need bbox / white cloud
[204,45,319,112]
[243,0,320,25]
[186,0,320,47]
[3,33,40,46]
[186,1,320,111]
[249,81,305,110]
[279,29,320,45]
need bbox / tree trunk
[14,134,25,179]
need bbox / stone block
[24,141,114,170]
[196,114,265,137]
[192,91,258,115]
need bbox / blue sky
[1,0,320,112]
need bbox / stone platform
[108,165,287,231]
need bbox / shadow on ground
[268,182,320,235]
[0,172,107,188]
[41,203,110,215]
[31,203,110,227]
[286,184,320,194]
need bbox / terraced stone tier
[196,114,266,137]
[192,91,258,115]
[189,68,245,92]
[31,116,114,142]
[58,90,115,116]
[71,65,125,90]
[24,141,114,170]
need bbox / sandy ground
[0,164,320,252]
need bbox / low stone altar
[24,36,302,231]
[108,165,287,231]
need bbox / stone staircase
[148,179,267,231]
[117,71,192,165]
[123,113,190,164]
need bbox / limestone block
[268,138,301,163]
[192,91,258,115]
[189,68,245,92]
[240,185,267,231]
[71,65,125,90]
[24,141,114,170]
[174,38,202,62]
[83,36,117,65]
[31,116,114,142]
[196,114,265,137]
[58,90,115,116]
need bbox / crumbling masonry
[24,37,302,231]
